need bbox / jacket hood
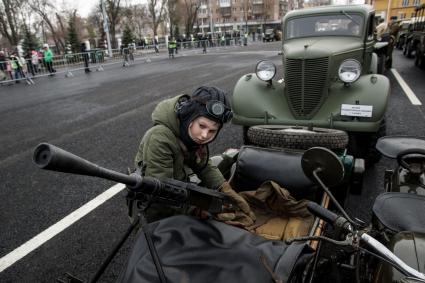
[151,95,186,137]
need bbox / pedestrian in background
[168,37,176,59]
[80,42,91,73]
[5,58,13,81]
[25,50,36,77]
[202,34,207,54]
[0,51,6,82]
[0,50,6,73]
[31,50,40,74]
[376,18,388,41]
[42,44,56,75]
[0,50,7,77]
[10,52,24,83]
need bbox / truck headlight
[255,60,276,81]
[338,59,361,83]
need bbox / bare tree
[167,0,180,37]
[87,5,105,48]
[183,0,200,36]
[147,0,166,36]
[131,4,150,41]
[105,0,121,48]
[0,0,23,46]
[29,0,65,51]
[56,13,66,36]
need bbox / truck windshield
[285,13,364,39]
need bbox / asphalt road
[0,42,424,282]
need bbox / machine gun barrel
[33,143,231,214]
[33,143,140,187]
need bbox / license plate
[341,104,373,117]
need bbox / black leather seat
[229,146,316,200]
[372,192,425,233]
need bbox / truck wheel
[347,119,386,166]
[246,125,348,150]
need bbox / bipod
[136,202,167,283]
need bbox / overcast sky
[68,0,146,17]
[68,0,97,17]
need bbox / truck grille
[285,57,329,118]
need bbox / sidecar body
[376,136,425,195]
[119,145,340,283]
[372,192,425,283]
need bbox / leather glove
[218,182,256,222]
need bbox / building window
[399,13,406,19]
[413,0,420,5]
[402,0,409,7]
[219,0,231,7]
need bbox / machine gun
[33,143,233,214]
[33,143,234,283]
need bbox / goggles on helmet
[194,99,233,123]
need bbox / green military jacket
[134,95,225,189]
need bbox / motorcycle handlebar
[307,202,425,280]
[33,143,231,213]
[307,202,352,233]
[307,202,338,224]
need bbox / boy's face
[188,116,220,144]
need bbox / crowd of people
[1,31,260,84]
[0,44,56,84]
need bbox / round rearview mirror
[301,147,344,187]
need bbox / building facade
[373,0,422,21]
[196,0,303,34]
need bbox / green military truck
[413,4,425,68]
[232,4,390,162]
[403,4,425,62]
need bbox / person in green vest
[168,37,177,59]
[42,44,55,75]
[10,52,24,83]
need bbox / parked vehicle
[403,4,425,63]
[263,28,281,42]
[395,19,412,50]
[231,5,390,164]
[32,142,425,283]
[376,135,425,195]
[413,4,425,68]
[300,146,425,283]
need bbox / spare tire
[247,125,348,150]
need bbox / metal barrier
[0,36,255,86]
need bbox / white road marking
[391,68,422,105]
[0,183,126,273]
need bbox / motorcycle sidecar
[118,146,341,283]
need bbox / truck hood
[283,37,363,59]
